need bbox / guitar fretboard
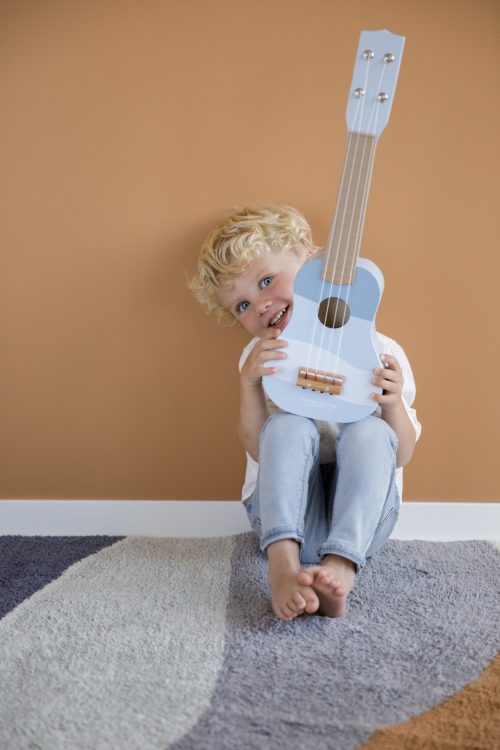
[323,132,377,286]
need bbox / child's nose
[258,299,273,315]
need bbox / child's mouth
[268,305,290,328]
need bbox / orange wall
[1,0,498,501]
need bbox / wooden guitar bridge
[296,367,344,395]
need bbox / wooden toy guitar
[263,29,405,423]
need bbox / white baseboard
[0,500,499,540]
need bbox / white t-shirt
[238,332,422,503]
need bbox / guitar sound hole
[318,297,350,329]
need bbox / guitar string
[305,55,370,377]
[328,57,386,394]
[311,67,369,377]
[331,64,386,372]
[322,133,371,375]
[327,71,384,385]
[305,133,360,375]
[326,130,378,392]
[303,133,358,375]
[310,57,376,382]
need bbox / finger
[271,329,291,346]
[372,392,398,404]
[380,354,401,372]
[263,326,284,340]
[379,380,399,393]
[259,349,287,362]
[257,351,286,369]
[260,330,287,347]
[261,338,288,350]
[373,377,400,393]
[374,368,398,381]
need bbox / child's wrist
[240,376,263,390]
[380,397,404,416]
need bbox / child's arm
[238,382,270,461]
[238,327,288,461]
[371,354,417,468]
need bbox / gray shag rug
[0,533,498,749]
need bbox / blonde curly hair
[187,205,321,326]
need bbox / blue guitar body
[263,253,384,422]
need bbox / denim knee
[337,415,398,453]
[260,412,318,446]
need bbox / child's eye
[235,276,273,313]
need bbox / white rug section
[0,536,235,749]
[1,500,499,539]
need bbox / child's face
[217,247,309,338]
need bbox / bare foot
[268,569,321,621]
[297,555,356,618]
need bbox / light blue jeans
[244,413,401,572]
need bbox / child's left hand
[371,354,404,413]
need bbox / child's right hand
[240,328,288,388]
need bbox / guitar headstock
[345,30,405,137]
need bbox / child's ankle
[321,553,356,574]
[266,539,300,580]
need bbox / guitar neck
[323,131,378,286]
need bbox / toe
[304,592,320,613]
[297,570,314,585]
[282,604,297,620]
[332,580,344,594]
[292,592,307,609]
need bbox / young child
[188,205,421,621]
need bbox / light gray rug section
[0,536,235,749]
[0,534,499,750]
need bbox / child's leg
[254,412,323,557]
[317,415,400,571]
[247,412,328,620]
[297,415,400,617]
